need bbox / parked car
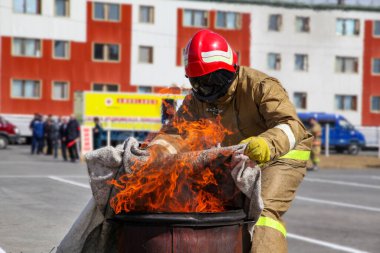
[297,112,365,155]
[0,116,20,149]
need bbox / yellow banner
[83,92,184,131]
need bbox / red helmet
[184,30,238,78]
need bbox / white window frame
[138,46,154,64]
[11,79,42,99]
[268,14,282,32]
[180,47,186,66]
[336,18,360,36]
[295,54,308,72]
[235,51,241,65]
[137,86,153,93]
[293,92,307,110]
[370,96,380,113]
[267,53,281,70]
[295,16,310,33]
[372,58,380,75]
[92,83,120,92]
[12,38,42,58]
[183,9,209,28]
[373,20,380,37]
[335,95,357,111]
[215,11,241,30]
[13,0,42,15]
[52,40,70,59]
[92,43,120,62]
[93,2,121,22]
[139,5,154,24]
[55,0,70,17]
[52,81,70,101]
[335,56,359,74]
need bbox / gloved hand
[240,136,271,164]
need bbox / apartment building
[0,0,379,131]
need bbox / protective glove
[240,136,271,164]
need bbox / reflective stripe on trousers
[255,150,309,238]
[256,216,287,237]
[279,150,310,161]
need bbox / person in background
[51,117,61,159]
[44,115,54,155]
[31,114,44,155]
[59,117,69,161]
[93,117,103,150]
[29,113,39,154]
[29,113,38,131]
[307,117,322,171]
[67,115,80,162]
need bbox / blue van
[297,112,365,155]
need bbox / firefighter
[149,30,312,253]
[308,117,322,171]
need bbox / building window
[181,48,186,66]
[335,95,357,111]
[53,40,70,59]
[92,83,119,92]
[93,2,120,21]
[183,9,208,27]
[138,86,152,93]
[13,0,41,14]
[295,54,308,71]
[268,14,282,31]
[372,58,380,74]
[12,79,41,99]
[374,20,380,36]
[294,92,307,109]
[139,6,154,23]
[52,81,69,100]
[371,96,380,112]
[296,16,310,32]
[93,43,120,62]
[55,0,69,17]
[12,38,41,57]
[236,51,241,65]
[139,46,153,63]
[336,18,360,36]
[267,53,281,70]
[335,56,358,73]
[216,11,241,29]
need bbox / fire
[109,107,241,214]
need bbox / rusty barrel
[114,209,247,253]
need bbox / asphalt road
[0,146,379,253]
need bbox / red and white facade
[1,0,380,136]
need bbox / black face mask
[189,70,236,103]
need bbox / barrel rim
[111,209,249,227]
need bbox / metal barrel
[114,209,247,253]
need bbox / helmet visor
[189,70,235,102]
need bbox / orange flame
[109,112,241,214]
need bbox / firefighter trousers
[249,158,307,253]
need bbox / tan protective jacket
[152,66,312,160]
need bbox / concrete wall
[248,5,380,125]
[0,0,87,41]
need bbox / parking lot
[0,145,379,253]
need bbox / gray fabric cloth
[57,137,262,253]
[231,153,263,237]
[57,142,127,253]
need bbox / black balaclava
[189,69,236,103]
